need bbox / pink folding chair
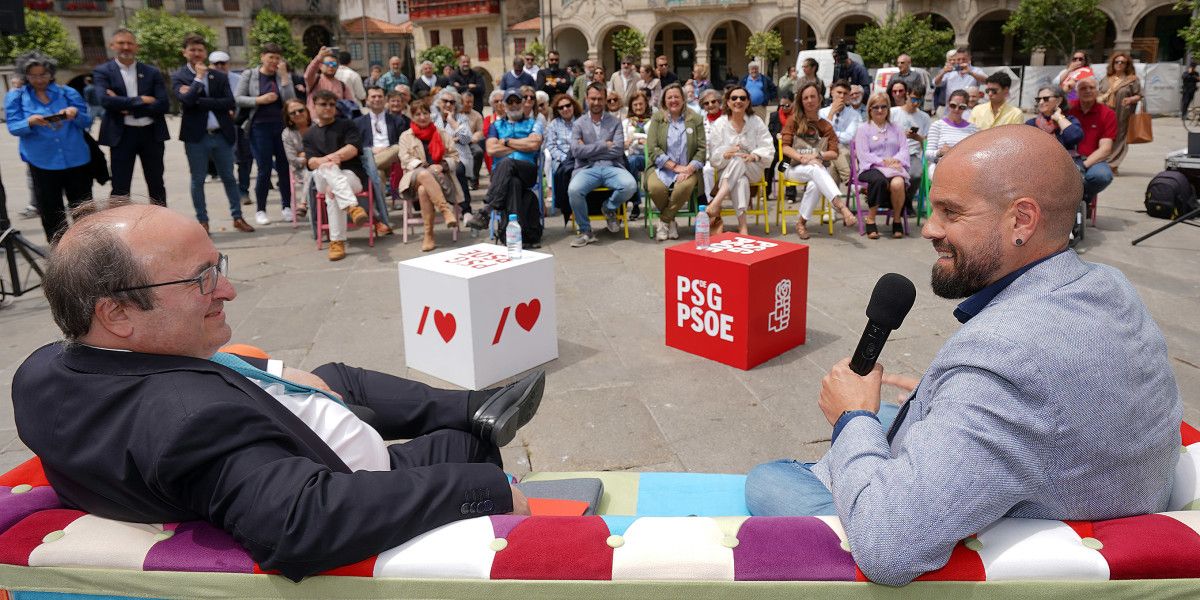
[315,180,375,250]
[848,140,909,237]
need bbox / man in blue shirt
[467,89,543,245]
[744,125,1182,587]
[740,61,777,108]
[499,58,535,92]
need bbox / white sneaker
[667,220,679,239]
[255,210,271,225]
[655,221,669,242]
[281,207,294,222]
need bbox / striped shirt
[924,117,977,162]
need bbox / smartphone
[44,113,66,123]
[328,46,340,55]
[909,126,919,134]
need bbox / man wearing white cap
[209,50,254,205]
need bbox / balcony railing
[82,47,108,65]
[24,0,53,10]
[262,0,335,16]
[55,0,110,12]
[409,0,499,20]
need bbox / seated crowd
[5,34,1121,255]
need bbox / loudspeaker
[1190,132,1200,157]
[0,0,25,35]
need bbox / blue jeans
[745,402,901,516]
[249,121,291,211]
[184,132,242,223]
[1079,160,1113,199]
[359,150,391,226]
[626,153,645,207]
[566,165,637,233]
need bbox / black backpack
[1145,170,1198,219]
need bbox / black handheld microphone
[849,273,917,376]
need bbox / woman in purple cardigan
[854,92,910,239]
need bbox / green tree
[1002,0,1105,60]
[129,9,215,74]
[0,9,82,69]
[611,27,646,63]
[249,8,306,69]
[1177,0,1200,58]
[746,31,784,64]
[417,45,457,72]
[855,13,954,67]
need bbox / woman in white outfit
[781,82,857,239]
[706,85,774,234]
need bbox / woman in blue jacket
[5,51,93,239]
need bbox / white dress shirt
[369,111,390,148]
[118,60,154,127]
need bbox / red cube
[664,233,808,370]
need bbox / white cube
[398,244,557,389]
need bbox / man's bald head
[937,124,1081,242]
[44,200,205,341]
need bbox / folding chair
[712,166,770,234]
[775,138,834,236]
[848,140,909,237]
[570,186,630,239]
[642,143,700,239]
[315,179,375,250]
[400,195,460,245]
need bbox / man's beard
[506,109,524,120]
[930,235,1003,299]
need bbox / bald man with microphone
[745,125,1182,586]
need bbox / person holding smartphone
[4,50,94,239]
[888,80,930,186]
[933,48,986,114]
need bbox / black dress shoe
[471,370,545,447]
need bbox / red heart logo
[515,299,540,332]
[433,310,456,343]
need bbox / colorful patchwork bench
[4,424,1200,599]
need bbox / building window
[80,26,107,65]
[514,37,525,54]
[451,28,464,55]
[144,0,162,6]
[221,0,237,10]
[429,30,440,47]
[350,43,362,61]
[368,42,382,66]
[396,0,407,13]
[476,26,488,61]
[185,0,203,10]
[388,42,400,59]
[226,27,244,47]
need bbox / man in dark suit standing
[93,28,169,205]
[172,34,255,233]
[14,198,544,581]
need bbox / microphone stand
[0,171,48,301]
[1131,206,1200,246]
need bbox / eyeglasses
[323,62,337,68]
[606,98,620,104]
[288,107,308,115]
[505,98,522,105]
[115,254,228,296]
[778,103,792,110]
[314,102,337,107]
[985,88,1001,95]
[702,99,720,106]
[947,103,964,110]
[1035,96,1056,103]
[556,104,572,111]
[523,95,534,101]
[729,95,748,102]
[870,105,889,111]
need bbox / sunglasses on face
[985,88,1001,95]
[288,107,308,115]
[870,105,888,111]
[1035,96,1057,102]
[779,103,792,110]
[323,62,337,68]
[729,95,748,102]
[505,99,522,105]
[557,104,572,110]
[947,103,964,110]
[523,95,534,101]
[702,99,720,106]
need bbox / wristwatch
[503,139,511,148]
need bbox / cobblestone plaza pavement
[1,118,1197,478]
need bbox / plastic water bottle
[506,214,522,259]
[694,205,710,249]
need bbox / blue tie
[209,352,345,406]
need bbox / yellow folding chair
[570,186,630,239]
[712,165,770,234]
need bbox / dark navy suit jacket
[171,66,237,145]
[92,59,170,146]
[12,343,510,581]
[353,110,405,149]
